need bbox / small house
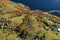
[57,28,60,32]
[32,35,38,40]
[7,20,11,24]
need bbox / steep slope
[0,0,60,40]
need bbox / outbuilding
[57,28,60,32]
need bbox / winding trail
[49,10,60,13]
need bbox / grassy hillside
[0,0,60,40]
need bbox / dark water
[51,12,60,17]
[11,0,60,11]
[11,0,60,17]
